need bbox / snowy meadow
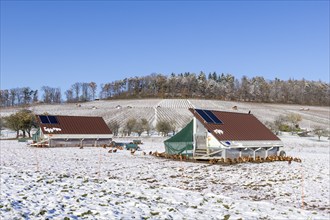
[1,99,329,219]
[1,134,329,219]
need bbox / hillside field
[0,98,329,131]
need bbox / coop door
[195,119,207,149]
[196,134,207,149]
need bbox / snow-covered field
[1,134,329,219]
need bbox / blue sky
[1,1,329,91]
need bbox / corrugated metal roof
[36,115,112,135]
[189,108,280,141]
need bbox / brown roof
[36,115,112,135]
[189,108,280,141]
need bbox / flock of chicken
[80,143,302,165]
[149,152,302,165]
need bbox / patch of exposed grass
[150,211,159,216]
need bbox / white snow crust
[1,135,329,219]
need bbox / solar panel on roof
[204,110,223,124]
[196,109,213,123]
[195,109,223,124]
[48,116,58,124]
[39,115,50,124]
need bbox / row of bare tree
[0,82,97,107]
[1,72,329,107]
[0,86,61,107]
[99,72,329,106]
[108,118,175,137]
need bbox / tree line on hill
[1,72,329,107]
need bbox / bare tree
[264,121,277,134]
[15,88,23,105]
[89,82,97,100]
[286,113,302,134]
[124,118,137,136]
[133,120,144,136]
[239,76,251,101]
[273,115,289,133]
[72,82,81,102]
[108,120,120,136]
[9,89,17,106]
[53,88,62,103]
[22,87,33,105]
[41,86,61,103]
[0,90,9,107]
[156,120,172,136]
[41,86,52,103]
[313,126,328,141]
[65,89,74,103]
[100,83,112,99]
[32,90,38,103]
[81,83,90,102]
[141,118,151,136]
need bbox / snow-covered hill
[1,99,329,130]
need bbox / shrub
[156,120,172,136]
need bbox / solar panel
[204,110,223,124]
[195,109,213,123]
[195,109,223,124]
[48,116,58,124]
[39,115,50,124]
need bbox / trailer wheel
[279,150,286,157]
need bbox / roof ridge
[36,114,103,118]
[192,108,253,115]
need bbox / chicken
[293,157,302,163]
[225,158,232,165]
[265,156,272,162]
[254,156,262,163]
[108,149,112,153]
[113,149,117,153]
[209,159,218,164]
[237,157,244,163]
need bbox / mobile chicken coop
[32,115,113,147]
[164,108,283,159]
